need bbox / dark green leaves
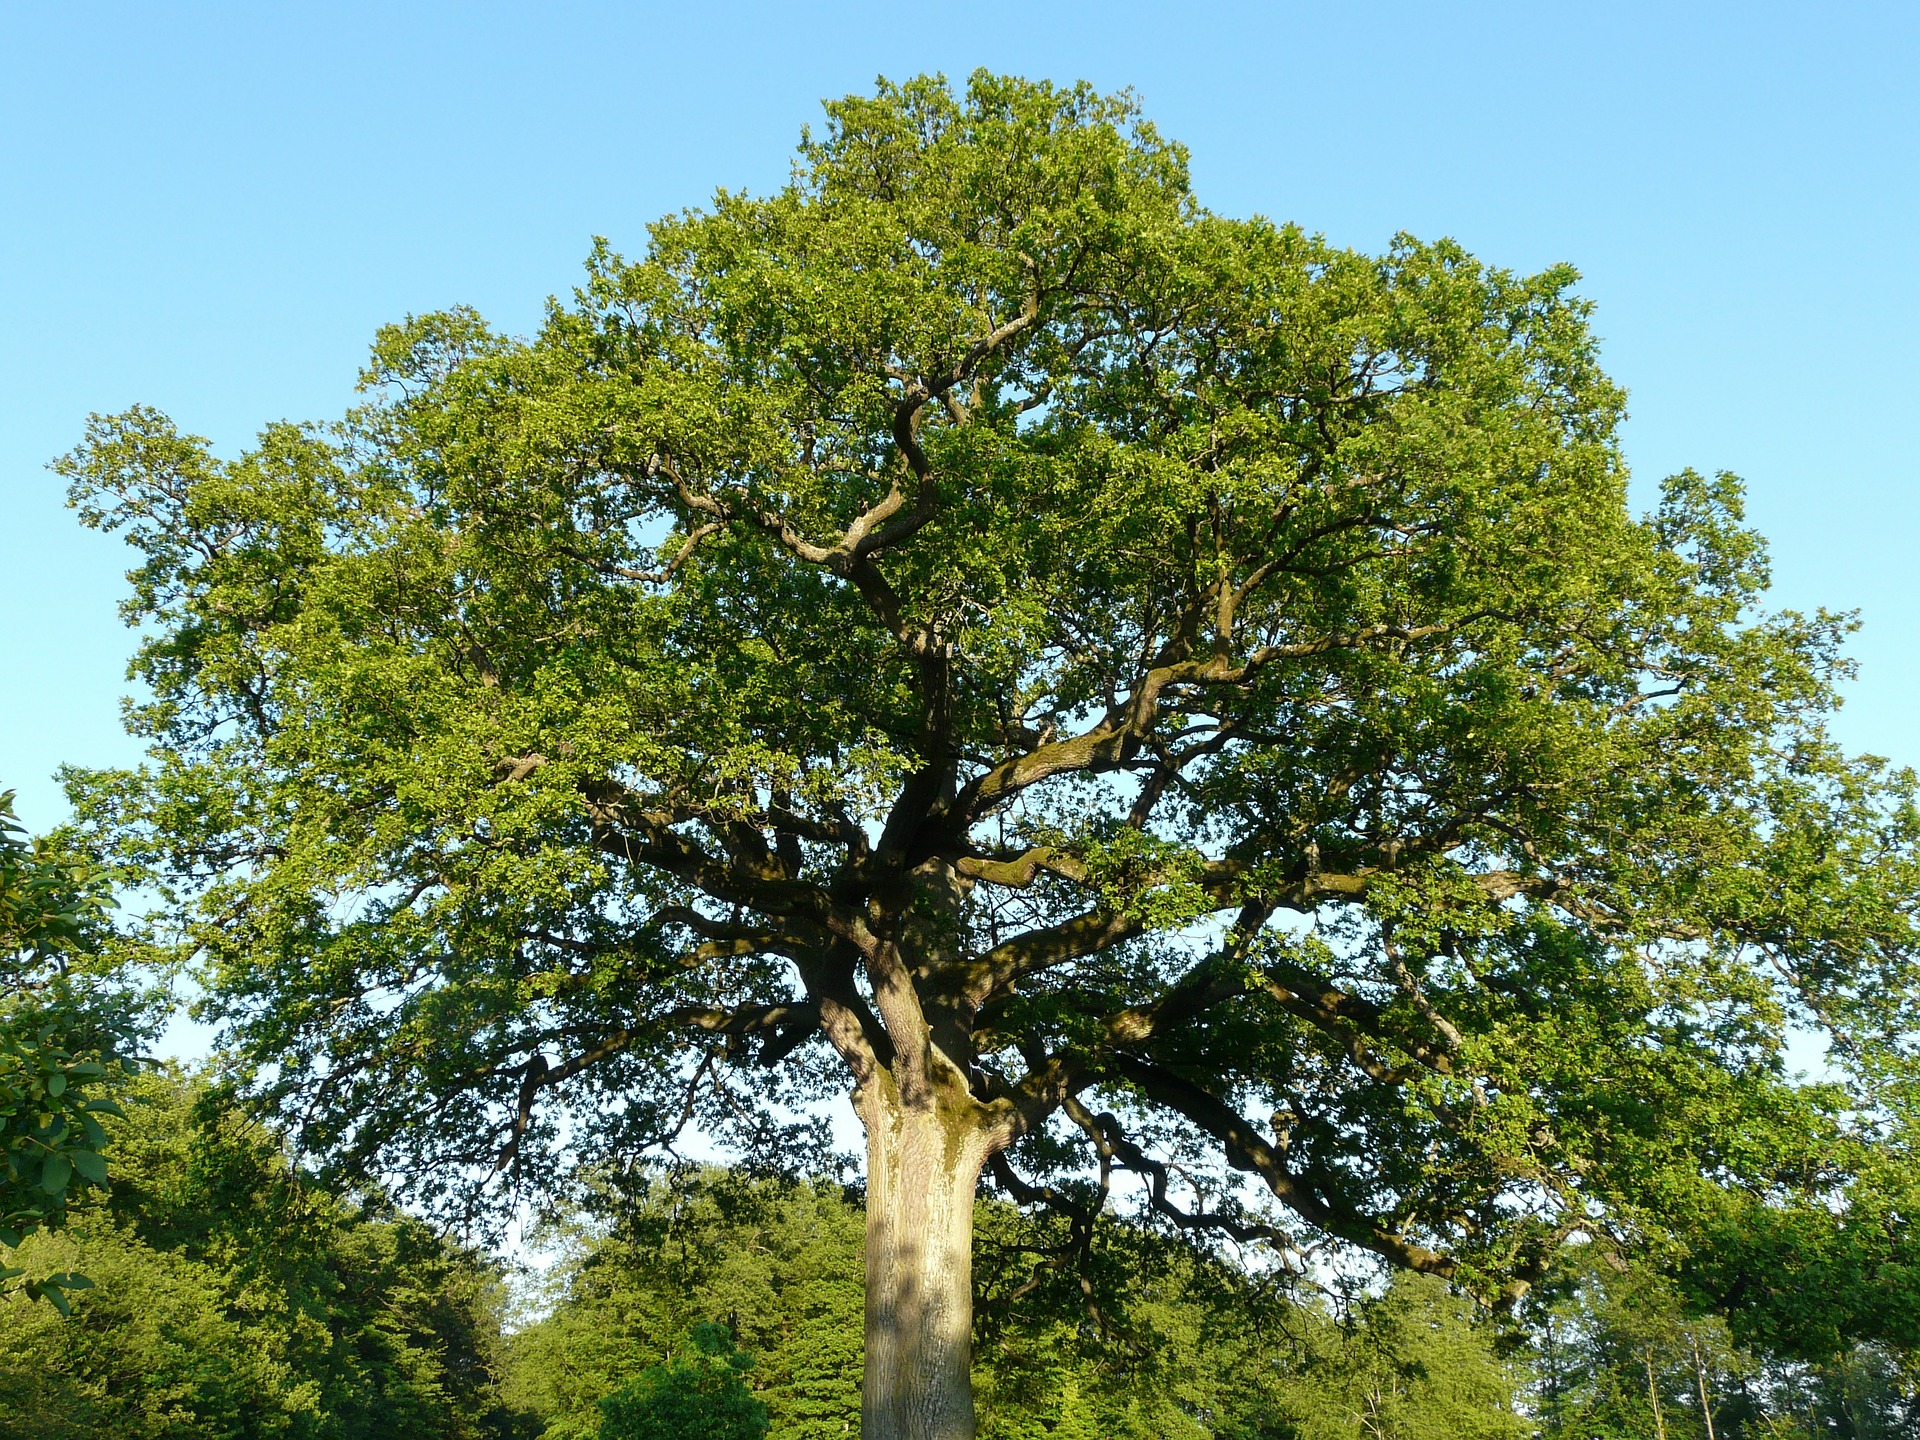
[0,1070,529,1437]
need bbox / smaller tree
[596,1323,770,1440]
[0,788,140,1313]
[1269,1274,1528,1440]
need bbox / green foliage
[1675,1109,1920,1359]
[595,1324,768,1440]
[971,1195,1298,1438]
[0,1068,534,1439]
[508,1166,1534,1439]
[977,1203,1528,1440]
[55,70,1920,1402]
[507,1171,863,1440]
[1257,1276,1529,1440]
[1527,1252,1920,1440]
[0,787,143,1312]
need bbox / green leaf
[38,1154,71,1194]
[70,1150,107,1184]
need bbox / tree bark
[857,1066,994,1440]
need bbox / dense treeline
[1,1072,1912,1437]
[508,1164,1527,1440]
[0,1072,526,1439]
[514,1168,1917,1440]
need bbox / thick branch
[1108,1053,1460,1280]
[949,617,1480,826]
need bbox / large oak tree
[60,74,1920,1440]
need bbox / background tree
[594,1323,768,1440]
[1525,1253,1920,1440]
[0,787,141,1313]
[507,1169,865,1440]
[60,71,1920,1439]
[0,1068,532,1440]
[1271,1275,1528,1440]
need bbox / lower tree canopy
[5,1122,1901,1440]
[56,68,1920,1418]
[512,1164,1535,1440]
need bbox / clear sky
[4,0,1917,839]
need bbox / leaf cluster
[0,787,145,1310]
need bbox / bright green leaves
[596,1323,770,1440]
[0,789,143,1308]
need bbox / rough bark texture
[858,1070,993,1440]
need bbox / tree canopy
[58,70,1920,1434]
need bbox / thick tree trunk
[857,1068,992,1440]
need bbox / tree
[1524,1253,1920,1440]
[506,1168,865,1439]
[594,1324,769,1440]
[0,787,140,1313]
[0,1067,533,1439]
[1528,1257,1741,1440]
[1258,1274,1527,1440]
[59,71,1920,1440]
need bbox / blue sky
[4,0,1918,836]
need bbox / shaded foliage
[0,1069,534,1439]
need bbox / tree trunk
[857,1067,993,1440]
[1691,1335,1717,1440]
